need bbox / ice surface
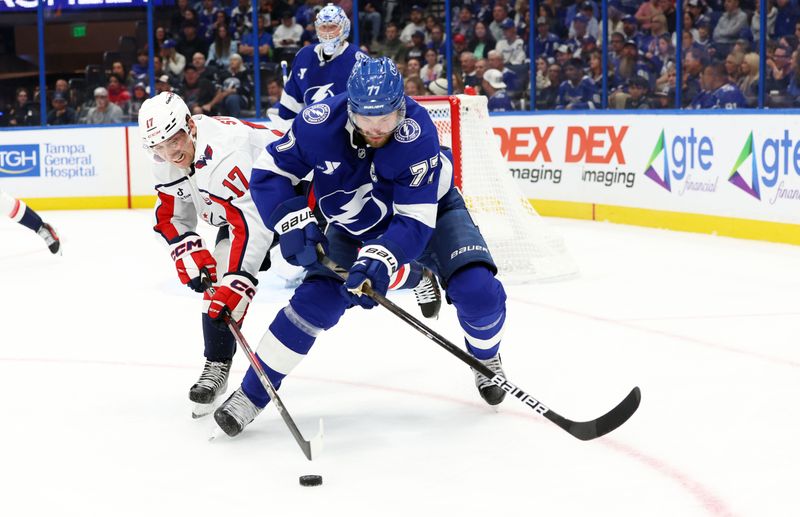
[1,210,798,517]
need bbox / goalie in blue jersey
[213,57,510,437]
[276,3,366,121]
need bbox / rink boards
[2,112,799,244]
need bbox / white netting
[417,95,578,283]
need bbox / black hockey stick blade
[551,387,641,441]
[315,248,641,441]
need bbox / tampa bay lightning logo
[304,83,336,106]
[318,183,388,235]
[394,119,421,143]
[302,103,330,124]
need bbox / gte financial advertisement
[490,114,800,225]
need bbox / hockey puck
[299,475,323,487]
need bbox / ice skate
[413,267,441,319]
[214,387,263,437]
[472,354,506,406]
[189,359,231,418]
[37,222,60,254]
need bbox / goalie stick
[316,247,640,441]
[201,270,323,460]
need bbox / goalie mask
[315,4,350,55]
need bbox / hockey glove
[169,232,217,292]
[343,244,398,309]
[207,272,258,325]
[267,196,327,268]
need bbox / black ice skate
[214,387,263,437]
[413,267,441,319]
[189,359,231,418]
[472,354,506,406]
[36,222,60,254]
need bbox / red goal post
[414,94,578,283]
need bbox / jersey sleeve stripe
[278,89,304,115]
[8,198,22,221]
[392,202,437,228]
[253,149,310,185]
[153,191,180,242]
[437,151,454,200]
[208,192,250,273]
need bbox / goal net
[416,94,578,283]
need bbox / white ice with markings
[1,210,797,517]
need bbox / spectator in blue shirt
[691,61,747,108]
[483,69,514,112]
[775,0,800,38]
[534,16,560,58]
[621,14,643,48]
[238,15,274,67]
[557,58,598,109]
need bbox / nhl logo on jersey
[302,104,331,125]
[394,119,421,143]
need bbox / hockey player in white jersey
[138,92,278,418]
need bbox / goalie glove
[343,243,399,309]
[207,272,258,325]
[169,232,217,292]
[267,195,327,267]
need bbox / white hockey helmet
[138,92,192,148]
[315,3,350,55]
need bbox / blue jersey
[689,90,714,110]
[277,43,367,120]
[252,94,455,265]
[691,84,747,109]
[534,33,560,58]
[710,84,747,109]
[488,90,514,112]
[556,77,598,109]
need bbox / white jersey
[152,115,282,278]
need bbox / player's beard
[364,133,393,148]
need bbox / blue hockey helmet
[315,3,350,55]
[347,56,406,130]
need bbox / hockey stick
[201,271,323,460]
[316,247,640,441]
[280,60,289,85]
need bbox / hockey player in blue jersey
[276,4,366,121]
[212,57,510,437]
[275,3,441,319]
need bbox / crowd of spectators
[5,0,800,127]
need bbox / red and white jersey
[152,115,283,278]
